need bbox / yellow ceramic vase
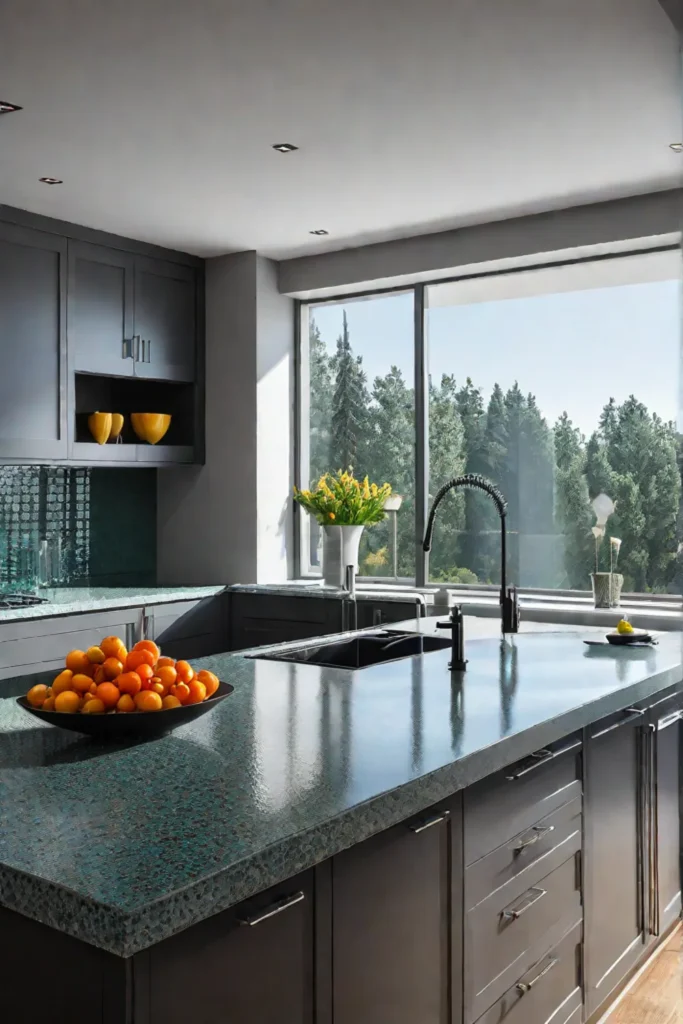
[109,413,124,442]
[130,413,171,445]
[88,412,112,445]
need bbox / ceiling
[0,0,680,259]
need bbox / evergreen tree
[329,311,369,472]
[428,374,467,579]
[308,317,333,482]
[554,413,592,588]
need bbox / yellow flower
[329,512,336,520]
[317,475,327,491]
[371,483,378,497]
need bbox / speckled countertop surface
[0,586,226,622]
[1,617,682,957]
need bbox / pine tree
[427,375,467,579]
[329,311,369,472]
[554,413,593,588]
[308,317,333,481]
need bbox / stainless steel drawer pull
[502,886,547,921]
[239,890,305,926]
[516,955,559,993]
[658,709,683,731]
[515,824,555,853]
[592,707,646,739]
[409,810,450,834]
[506,748,552,780]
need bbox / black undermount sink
[249,630,452,670]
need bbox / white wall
[157,251,294,585]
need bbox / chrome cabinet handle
[517,955,559,993]
[131,334,141,361]
[502,886,546,921]
[239,890,305,926]
[122,337,134,359]
[515,824,555,853]
[658,709,683,731]
[409,810,449,834]
[506,748,552,780]
[592,707,645,739]
[147,338,152,363]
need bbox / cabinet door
[584,707,647,1019]
[68,241,135,376]
[134,256,196,381]
[0,223,66,459]
[145,594,229,659]
[332,808,450,1024]
[650,693,683,939]
[146,873,314,1024]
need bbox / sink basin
[248,630,452,670]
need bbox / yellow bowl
[130,413,171,445]
[88,412,112,445]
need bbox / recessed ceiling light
[272,143,298,153]
[669,142,683,152]
[309,229,329,236]
[39,177,63,185]
[0,101,22,115]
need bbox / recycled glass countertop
[0,586,226,622]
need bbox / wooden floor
[605,928,683,1023]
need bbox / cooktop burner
[0,593,48,608]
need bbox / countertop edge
[3,653,680,958]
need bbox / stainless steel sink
[248,630,452,670]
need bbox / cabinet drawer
[464,737,581,865]
[466,797,582,910]
[466,852,581,1021]
[474,921,582,1024]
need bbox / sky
[310,277,682,437]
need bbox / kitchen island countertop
[0,616,681,956]
[0,585,226,623]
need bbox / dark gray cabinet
[69,241,135,377]
[584,705,647,1019]
[229,592,343,650]
[0,222,67,459]
[134,257,196,382]
[145,873,315,1024]
[331,807,451,1024]
[145,593,229,659]
[648,691,683,940]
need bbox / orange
[89,681,98,695]
[92,665,107,684]
[65,649,91,674]
[116,693,135,713]
[82,698,105,714]
[156,665,177,688]
[134,639,161,662]
[54,690,80,714]
[170,681,191,704]
[134,690,163,712]
[86,646,105,664]
[100,636,127,660]
[136,663,155,687]
[156,656,176,669]
[175,660,194,684]
[42,695,55,711]
[161,695,182,710]
[117,672,141,697]
[95,682,120,709]
[150,680,165,696]
[26,684,49,707]
[197,670,219,698]
[186,679,206,705]
[126,649,156,672]
[102,657,124,681]
[72,673,94,694]
[53,670,75,695]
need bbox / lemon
[616,619,634,635]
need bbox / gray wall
[157,251,294,585]
[278,189,683,296]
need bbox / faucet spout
[423,473,520,637]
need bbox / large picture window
[298,247,682,595]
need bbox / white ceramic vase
[322,525,365,587]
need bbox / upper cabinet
[69,242,135,377]
[69,243,196,383]
[0,223,67,460]
[134,257,196,382]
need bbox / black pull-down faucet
[423,474,520,670]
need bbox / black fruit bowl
[16,680,234,738]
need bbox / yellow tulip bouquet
[294,469,392,525]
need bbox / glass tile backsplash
[0,466,156,589]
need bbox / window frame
[295,242,682,593]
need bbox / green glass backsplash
[0,467,156,588]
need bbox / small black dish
[16,680,234,738]
[606,631,654,646]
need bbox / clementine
[197,670,219,698]
[117,671,142,697]
[134,639,161,662]
[186,680,206,705]
[53,670,75,695]
[126,649,156,672]
[95,682,121,709]
[156,656,176,669]
[161,695,182,710]
[86,646,105,664]
[65,649,91,674]
[156,665,177,688]
[42,695,55,711]
[170,681,191,705]
[26,684,49,708]
[175,660,194,684]
[116,693,135,713]
[150,680,165,696]
[82,698,105,714]
[134,690,163,712]
[54,690,80,714]
[100,636,127,660]
[102,657,124,681]
[136,663,155,687]
[71,673,94,693]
